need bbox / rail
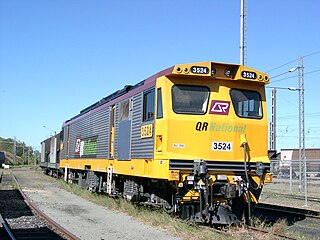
[256,202,320,219]
[0,168,3,183]
[10,171,81,240]
[0,213,16,240]
[246,225,296,240]
[263,193,320,204]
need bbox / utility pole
[240,0,247,65]
[13,137,16,165]
[22,145,25,164]
[28,147,30,165]
[297,56,307,204]
[298,56,304,192]
[270,88,277,151]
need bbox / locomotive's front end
[155,61,272,224]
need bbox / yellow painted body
[61,158,180,181]
[60,62,270,193]
[155,77,269,164]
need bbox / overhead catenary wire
[269,69,320,84]
[266,50,320,73]
[275,112,320,120]
[304,50,320,58]
[266,58,298,73]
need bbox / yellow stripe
[60,158,179,181]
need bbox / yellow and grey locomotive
[41,61,272,225]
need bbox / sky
[0,0,319,152]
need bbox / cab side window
[119,99,130,121]
[156,88,163,119]
[143,89,155,122]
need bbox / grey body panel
[67,106,110,159]
[118,120,131,160]
[62,87,155,161]
[41,141,46,163]
[49,136,57,164]
[131,92,154,159]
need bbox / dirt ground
[9,167,181,240]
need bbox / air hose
[251,175,262,191]
[243,142,251,224]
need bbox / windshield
[172,85,210,114]
[230,89,262,118]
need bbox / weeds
[250,216,271,230]
[55,179,229,240]
[52,177,294,240]
[270,219,288,235]
[0,171,16,190]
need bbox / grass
[250,216,272,229]
[269,219,288,235]
[55,178,232,240]
[39,171,296,240]
[249,217,308,240]
[4,167,311,239]
[0,169,17,190]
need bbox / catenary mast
[240,0,247,66]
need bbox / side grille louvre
[169,159,270,173]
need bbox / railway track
[246,225,296,240]
[256,202,320,220]
[3,167,319,239]
[0,170,80,240]
[268,193,320,203]
[206,202,320,240]
[254,202,320,239]
[0,168,3,183]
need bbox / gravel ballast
[11,167,181,240]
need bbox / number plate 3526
[211,141,233,152]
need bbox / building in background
[270,148,320,178]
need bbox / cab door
[117,98,132,160]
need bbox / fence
[262,159,320,208]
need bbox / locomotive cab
[154,62,271,224]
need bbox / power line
[280,137,320,140]
[277,124,320,128]
[269,74,298,83]
[277,115,320,120]
[266,58,298,73]
[266,50,320,73]
[304,50,320,58]
[278,128,320,132]
[275,112,320,119]
[304,69,320,76]
[269,69,320,84]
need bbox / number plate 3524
[211,141,233,152]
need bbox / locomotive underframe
[56,159,267,225]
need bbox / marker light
[224,68,232,77]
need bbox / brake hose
[243,143,251,224]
